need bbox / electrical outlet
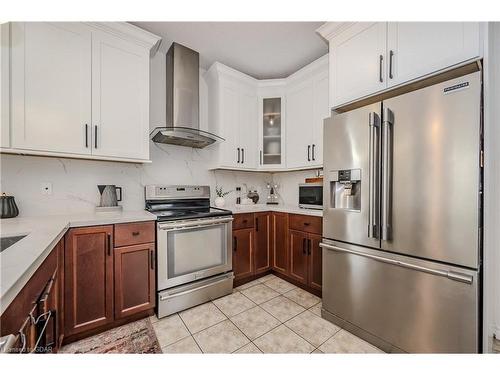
[41,182,52,195]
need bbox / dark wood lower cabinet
[271,212,289,275]
[232,212,322,294]
[254,212,271,275]
[289,230,309,284]
[233,228,254,281]
[308,234,322,292]
[64,226,114,337]
[114,243,155,319]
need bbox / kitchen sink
[0,235,27,252]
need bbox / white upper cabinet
[285,55,328,169]
[1,23,11,148]
[387,22,481,86]
[319,22,482,108]
[10,22,92,155]
[4,22,160,162]
[286,80,313,169]
[329,23,387,108]
[206,63,258,170]
[90,29,150,160]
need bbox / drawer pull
[132,231,140,236]
[304,222,310,226]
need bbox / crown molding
[316,22,357,41]
[85,22,162,57]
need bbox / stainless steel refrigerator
[321,71,482,353]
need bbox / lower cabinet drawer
[289,214,322,235]
[114,221,155,247]
[232,213,254,230]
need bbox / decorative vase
[214,197,225,208]
[1,193,19,218]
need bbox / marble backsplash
[0,144,270,217]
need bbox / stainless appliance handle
[368,112,380,239]
[158,217,233,231]
[319,242,473,284]
[381,107,394,241]
[159,274,234,301]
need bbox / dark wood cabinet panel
[233,228,254,280]
[289,214,322,235]
[308,234,322,292]
[271,212,289,275]
[114,243,155,319]
[0,240,60,338]
[233,213,254,230]
[289,230,309,284]
[64,226,114,336]
[254,212,271,274]
[114,221,155,247]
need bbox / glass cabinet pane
[262,97,282,165]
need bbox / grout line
[176,313,204,353]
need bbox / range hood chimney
[150,42,223,148]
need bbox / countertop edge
[0,211,157,315]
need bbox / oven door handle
[158,217,233,231]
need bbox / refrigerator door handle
[381,107,394,241]
[319,242,473,284]
[368,112,380,239]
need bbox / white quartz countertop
[0,210,156,314]
[226,204,323,217]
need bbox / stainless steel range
[145,185,234,318]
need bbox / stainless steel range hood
[151,42,223,148]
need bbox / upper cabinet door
[387,22,481,87]
[219,82,239,168]
[286,81,313,169]
[238,89,258,169]
[330,22,387,108]
[91,30,150,160]
[311,71,329,167]
[10,22,92,154]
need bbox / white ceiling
[132,22,328,79]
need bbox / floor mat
[59,318,161,354]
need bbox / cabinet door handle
[237,148,240,163]
[94,125,98,149]
[132,231,140,236]
[85,124,89,148]
[389,50,394,79]
[302,238,306,255]
[304,222,311,226]
[241,148,244,164]
[260,150,263,165]
[307,239,311,255]
[150,249,154,270]
[107,233,111,256]
[312,144,315,161]
[379,55,384,83]
[233,236,237,252]
[255,217,259,232]
[307,145,311,162]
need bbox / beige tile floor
[152,274,384,354]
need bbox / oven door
[157,216,233,290]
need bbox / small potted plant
[215,186,231,208]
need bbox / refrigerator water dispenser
[330,169,361,211]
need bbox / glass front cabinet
[258,84,286,169]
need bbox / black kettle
[1,193,19,218]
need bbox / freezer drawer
[320,240,479,353]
